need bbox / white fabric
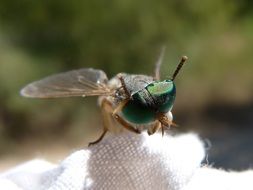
[0,132,252,190]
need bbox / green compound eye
[146,80,176,113]
[121,100,156,124]
[147,80,174,96]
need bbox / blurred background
[0,0,252,171]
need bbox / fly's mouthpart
[157,113,177,127]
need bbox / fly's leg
[161,124,165,136]
[156,113,177,137]
[88,128,108,146]
[113,113,141,134]
[147,121,161,135]
[112,98,140,134]
[88,98,113,146]
[157,113,177,128]
[112,76,140,134]
[118,74,131,98]
[112,99,129,116]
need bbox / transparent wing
[21,68,113,98]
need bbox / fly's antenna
[154,46,166,80]
[172,55,188,81]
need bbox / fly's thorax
[106,73,155,107]
[107,75,122,90]
[106,75,126,104]
[121,74,154,95]
[97,75,122,108]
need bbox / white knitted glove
[0,132,252,190]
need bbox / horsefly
[21,49,187,145]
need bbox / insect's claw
[157,113,178,129]
[171,122,179,127]
[161,125,165,136]
[88,128,108,146]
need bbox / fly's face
[20,47,187,145]
[121,79,176,125]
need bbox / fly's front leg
[113,113,141,134]
[116,73,131,98]
[112,99,128,116]
[157,113,177,128]
[147,121,161,135]
[112,76,140,134]
[112,99,140,134]
[88,128,108,146]
[156,113,177,137]
[88,98,113,146]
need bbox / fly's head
[133,55,187,113]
